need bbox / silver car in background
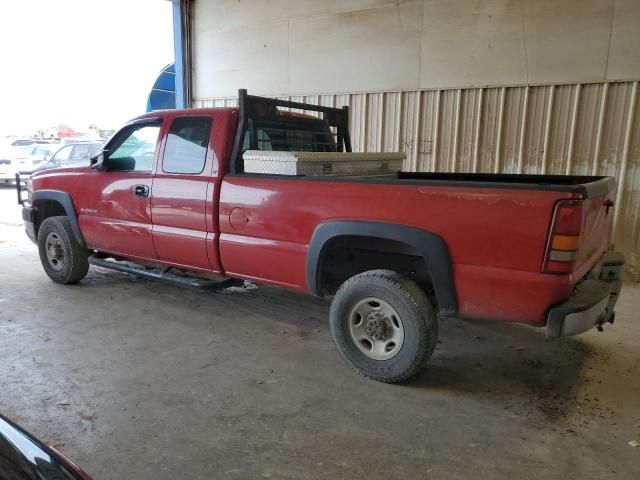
[33,141,104,173]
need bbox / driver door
[78,119,161,260]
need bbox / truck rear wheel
[37,216,89,284]
[329,270,438,383]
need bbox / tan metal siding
[192,0,640,98]
[194,80,640,278]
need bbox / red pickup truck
[20,90,624,383]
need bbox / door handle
[133,184,150,197]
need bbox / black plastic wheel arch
[31,190,86,248]
[307,220,457,314]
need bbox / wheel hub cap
[348,297,405,361]
[45,232,65,271]
[364,314,387,340]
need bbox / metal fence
[195,80,640,279]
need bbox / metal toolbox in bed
[242,150,405,177]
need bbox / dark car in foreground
[0,414,91,479]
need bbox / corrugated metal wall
[194,80,640,278]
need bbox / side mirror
[90,149,109,170]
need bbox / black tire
[329,269,438,383]
[38,216,89,284]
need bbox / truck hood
[29,166,90,196]
[31,165,88,179]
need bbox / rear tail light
[543,199,584,274]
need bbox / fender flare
[31,190,86,248]
[307,220,457,313]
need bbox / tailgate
[574,177,616,277]
[576,190,614,272]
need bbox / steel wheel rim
[348,297,405,360]
[45,232,65,271]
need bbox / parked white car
[0,143,58,183]
[0,146,18,183]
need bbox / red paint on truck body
[217,176,584,324]
[29,108,611,327]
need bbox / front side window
[109,123,160,172]
[163,117,211,174]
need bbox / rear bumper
[22,206,37,244]
[546,252,624,338]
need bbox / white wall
[192,0,640,99]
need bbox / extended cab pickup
[20,90,624,383]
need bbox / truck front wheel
[329,270,438,383]
[37,216,89,284]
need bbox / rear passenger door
[151,116,213,270]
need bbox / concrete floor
[0,185,639,479]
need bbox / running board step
[88,256,241,290]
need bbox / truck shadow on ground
[220,282,602,428]
[85,269,601,427]
[410,315,602,424]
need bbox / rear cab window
[241,117,336,154]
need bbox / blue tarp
[146,63,176,112]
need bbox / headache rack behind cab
[230,89,352,174]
